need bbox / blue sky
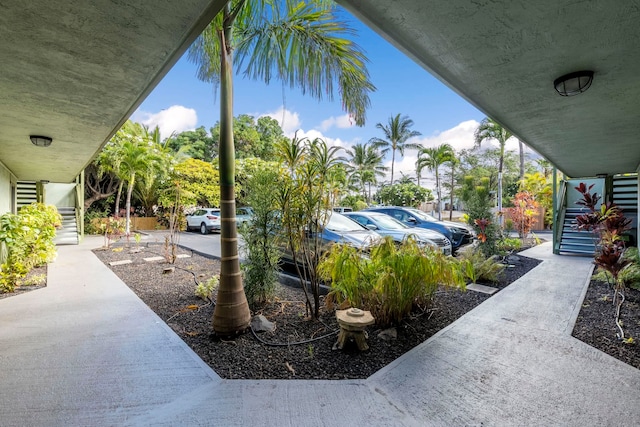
[132,8,530,186]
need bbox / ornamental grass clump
[318,236,465,327]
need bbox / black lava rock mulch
[92,244,543,380]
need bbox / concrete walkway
[1,237,639,426]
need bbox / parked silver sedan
[279,211,381,265]
[344,211,452,255]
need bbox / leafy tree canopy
[163,158,221,208]
[375,182,433,207]
[164,126,216,162]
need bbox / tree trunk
[212,16,251,337]
[390,148,396,185]
[84,170,118,210]
[125,172,135,236]
[114,180,124,217]
[435,168,442,220]
[449,163,455,221]
[498,145,504,226]
[519,139,525,182]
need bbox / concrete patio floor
[1,237,639,426]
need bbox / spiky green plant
[457,247,505,284]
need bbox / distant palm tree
[474,118,513,224]
[416,143,455,220]
[369,113,421,185]
[345,142,387,202]
[276,132,307,177]
[189,1,374,335]
[536,158,553,178]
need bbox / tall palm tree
[188,1,374,336]
[117,139,162,236]
[97,120,140,217]
[416,143,454,220]
[536,158,553,178]
[474,118,513,224]
[345,142,387,202]
[277,132,307,177]
[369,113,421,185]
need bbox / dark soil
[572,278,640,370]
[92,243,542,380]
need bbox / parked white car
[186,208,221,234]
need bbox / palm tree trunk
[435,168,442,220]
[212,14,250,336]
[519,139,525,182]
[449,163,455,221]
[390,149,396,185]
[498,146,504,226]
[114,180,124,217]
[125,172,135,236]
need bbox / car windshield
[406,208,438,222]
[369,214,408,230]
[326,212,366,232]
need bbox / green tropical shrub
[595,247,640,291]
[318,236,465,327]
[462,176,501,256]
[85,208,111,235]
[375,182,432,207]
[239,167,282,308]
[195,275,219,301]
[457,247,505,284]
[496,237,522,254]
[0,203,61,292]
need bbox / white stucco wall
[0,163,14,214]
[45,183,76,207]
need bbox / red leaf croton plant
[574,182,633,342]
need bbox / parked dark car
[344,211,452,255]
[364,206,474,251]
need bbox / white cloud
[293,128,352,150]
[414,119,480,151]
[261,106,302,135]
[319,114,355,132]
[133,105,198,139]
[259,107,357,152]
[382,120,479,186]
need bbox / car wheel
[200,223,208,235]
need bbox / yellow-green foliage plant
[318,236,465,327]
[0,203,61,292]
[457,247,506,284]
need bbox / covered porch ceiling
[338,0,640,178]
[0,0,226,183]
